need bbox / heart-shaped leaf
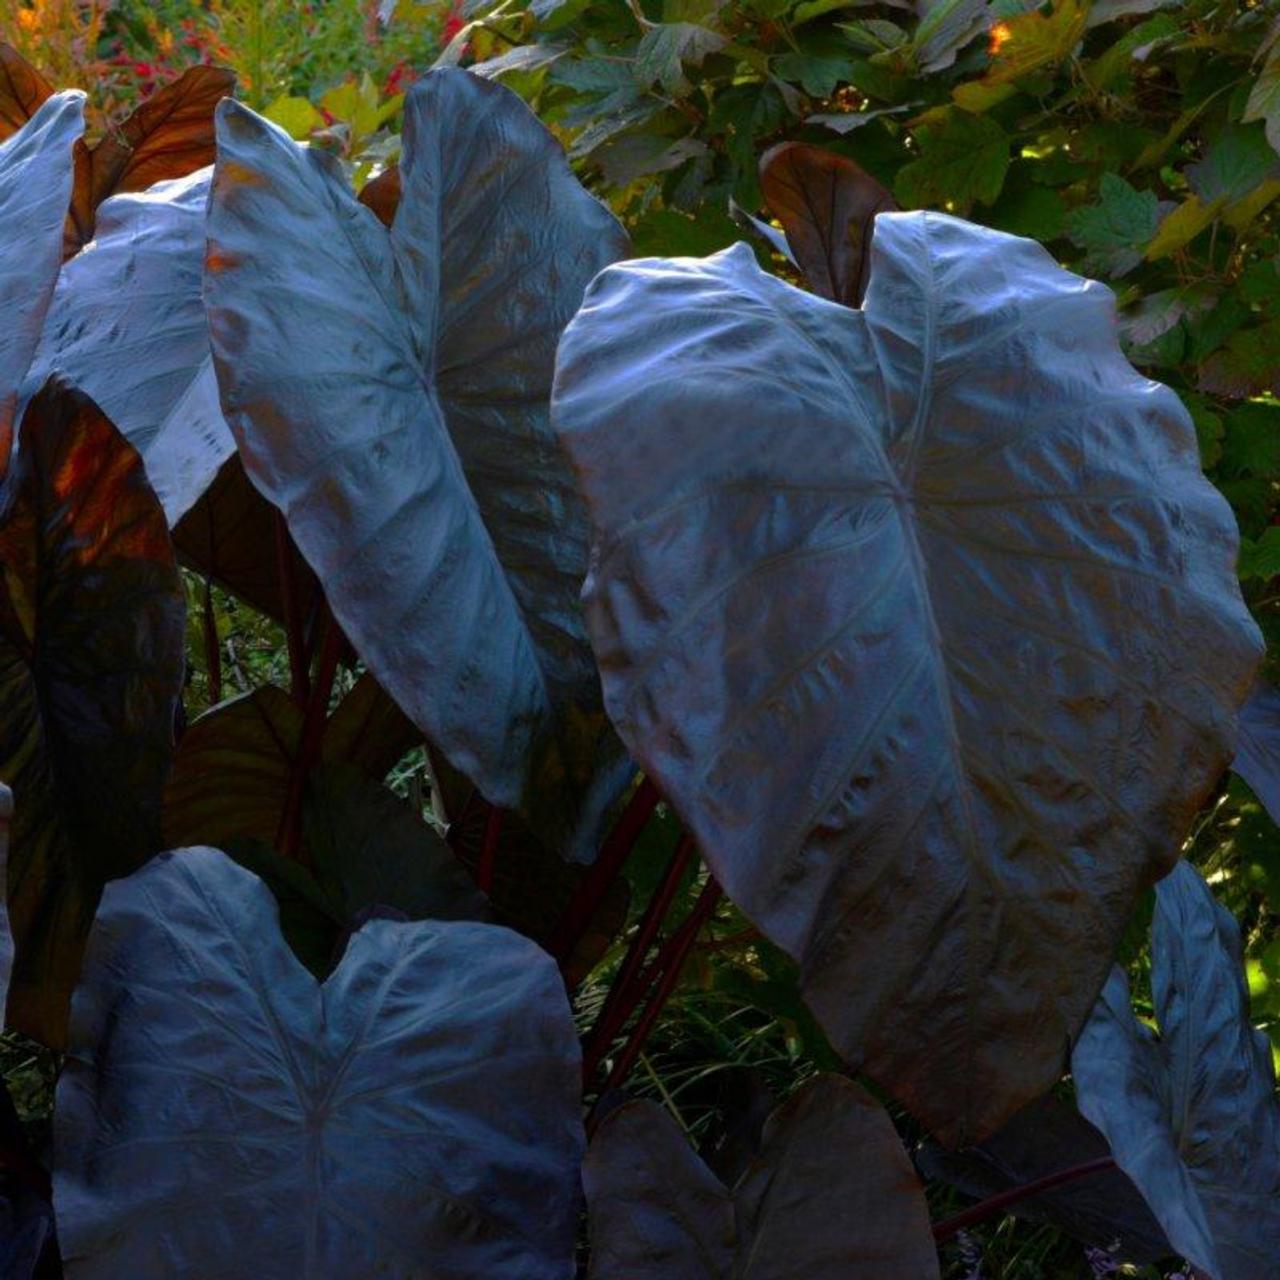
[0,90,82,441]
[759,142,897,306]
[0,378,185,1046]
[551,215,1263,1144]
[0,44,53,142]
[64,65,234,257]
[55,846,583,1278]
[30,169,236,526]
[917,1093,1172,1264]
[1072,861,1280,1280]
[584,1074,940,1278]
[1231,680,1280,827]
[205,68,635,860]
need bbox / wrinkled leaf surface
[552,213,1262,1143]
[55,847,583,1278]
[205,69,633,859]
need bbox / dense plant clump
[0,2,1277,1277]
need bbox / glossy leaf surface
[31,168,236,525]
[0,91,82,442]
[584,1074,939,1278]
[552,214,1263,1143]
[55,847,583,1278]
[759,142,897,306]
[63,65,234,256]
[1072,861,1280,1280]
[205,69,633,859]
[917,1093,1171,1263]
[0,379,184,1046]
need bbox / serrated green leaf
[635,22,728,95]
[1064,172,1162,277]
[895,111,1009,212]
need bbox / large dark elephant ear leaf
[0,44,53,142]
[64,65,234,257]
[917,1092,1172,1264]
[31,168,236,526]
[1072,861,1280,1280]
[551,214,1262,1145]
[0,90,82,441]
[205,68,634,862]
[0,378,185,1047]
[55,846,583,1278]
[584,1075,939,1279]
[759,141,897,306]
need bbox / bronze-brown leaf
[0,377,185,1047]
[0,44,53,143]
[64,65,235,257]
[759,141,897,307]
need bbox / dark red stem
[931,1156,1116,1243]
[582,833,696,1083]
[476,805,504,894]
[589,878,722,1123]
[549,778,661,965]
[276,608,343,864]
[274,509,310,705]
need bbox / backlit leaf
[584,1075,939,1278]
[0,43,52,142]
[0,379,184,1047]
[759,141,897,306]
[64,65,235,257]
[552,214,1262,1144]
[1072,861,1280,1279]
[205,69,634,861]
[55,847,583,1278]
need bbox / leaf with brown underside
[0,44,52,142]
[357,163,401,228]
[0,378,185,1047]
[584,1075,940,1279]
[64,65,234,256]
[759,142,897,306]
[171,456,321,626]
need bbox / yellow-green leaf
[262,94,322,140]
[1145,194,1226,260]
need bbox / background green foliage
[5,1,1279,1274]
